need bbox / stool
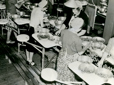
[0,19,8,35]
[0,4,8,35]
[16,34,30,53]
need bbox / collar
[77,29,82,33]
[73,14,77,18]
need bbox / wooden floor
[0,30,57,85]
[0,49,25,85]
[0,35,25,85]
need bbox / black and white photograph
[0,0,114,85]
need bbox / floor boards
[0,29,57,85]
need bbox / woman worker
[55,0,88,36]
[56,17,90,85]
[97,37,114,67]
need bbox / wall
[103,0,114,44]
[49,0,54,4]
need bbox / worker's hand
[85,42,92,50]
[97,52,108,67]
[97,60,103,67]
[55,30,61,36]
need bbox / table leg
[42,48,45,70]
[18,25,20,34]
[18,43,21,54]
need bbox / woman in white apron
[26,0,47,65]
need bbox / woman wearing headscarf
[56,17,90,85]
[55,0,88,36]
[5,0,17,44]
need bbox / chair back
[85,4,97,30]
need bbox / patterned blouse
[57,29,83,82]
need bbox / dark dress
[5,0,17,14]
[26,26,40,52]
[78,10,89,30]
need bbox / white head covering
[39,0,48,8]
[75,0,88,9]
[64,0,79,8]
[79,0,88,6]
[64,0,87,9]
[69,17,84,33]
[75,1,83,9]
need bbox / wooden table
[68,61,114,85]
[32,33,61,70]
